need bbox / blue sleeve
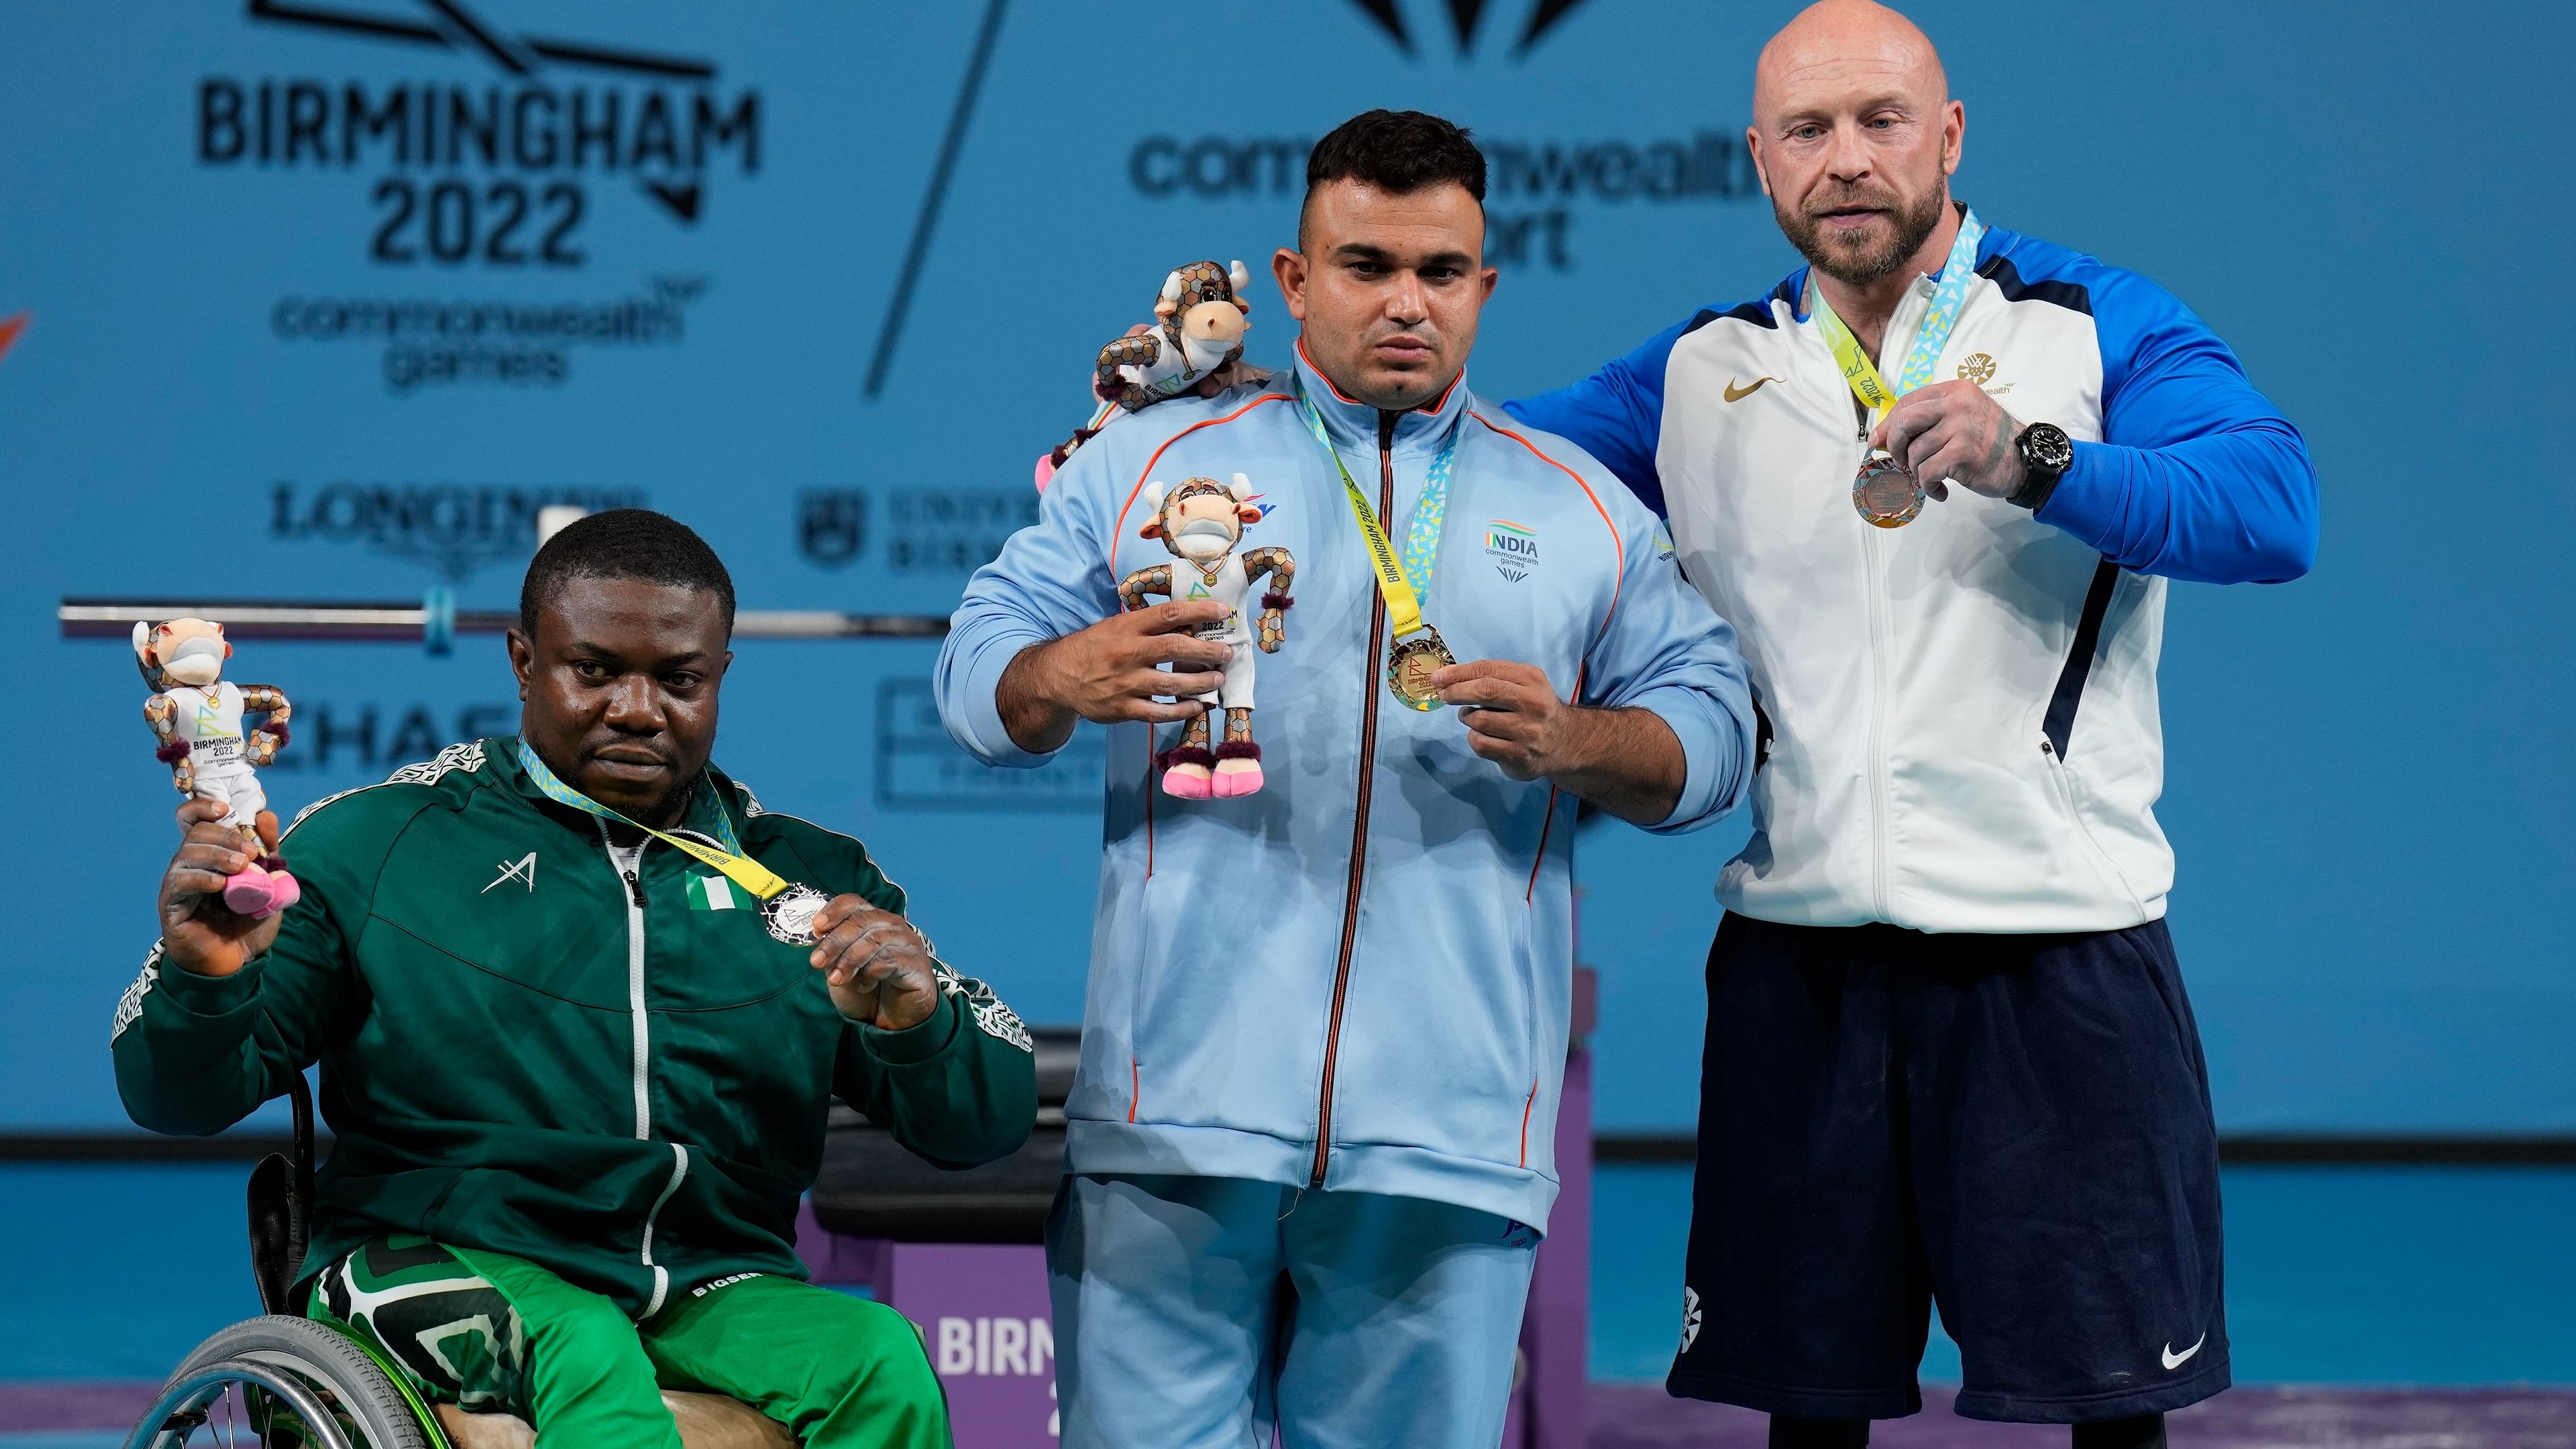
[1503,317,1688,517]
[2036,268,2319,584]
[934,441,1130,769]
[1575,484,1755,833]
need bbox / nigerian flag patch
[686,874,747,911]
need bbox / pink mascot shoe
[221,860,303,918]
[1159,745,1216,800]
[1210,741,1264,798]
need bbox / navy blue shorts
[1668,914,2229,1424]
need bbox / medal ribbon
[1809,209,1986,423]
[1295,388,1461,641]
[516,740,788,902]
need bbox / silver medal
[762,884,833,945]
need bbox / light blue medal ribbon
[1896,208,1985,392]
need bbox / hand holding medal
[802,897,945,1032]
[1810,210,1986,529]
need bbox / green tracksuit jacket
[112,737,1038,1318]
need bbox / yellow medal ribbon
[517,740,790,902]
[1298,395,1427,639]
[1339,464,1427,638]
[1811,293,1898,421]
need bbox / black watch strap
[2010,468,2061,514]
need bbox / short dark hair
[1301,109,1485,247]
[519,508,737,639]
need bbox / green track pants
[310,1235,949,1447]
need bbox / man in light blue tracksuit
[936,111,1755,1446]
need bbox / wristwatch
[2011,422,2074,511]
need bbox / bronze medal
[1387,629,1456,712]
[1852,452,1924,529]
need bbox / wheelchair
[123,1074,791,1449]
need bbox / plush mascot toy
[1040,260,1254,487]
[1118,474,1294,800]
[136,618,300,916]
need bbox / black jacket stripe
[1977,254,2094,315]
[2042,559,2122,759]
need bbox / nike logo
[2161,1334,2206,1371]
[1723,376,1777,402]
[482,852,537,894]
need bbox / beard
[1776,182,1950,288]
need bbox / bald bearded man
[1506,4,2317,1448]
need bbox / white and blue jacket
[940,347,1754,1228]
[1508,221,2320,934]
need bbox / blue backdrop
[3,0,2568,1134]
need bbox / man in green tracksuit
[114,510,1038,1446]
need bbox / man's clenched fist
[1871,378,2027,502]
[806,897,945,1032]
[158,798,283,978]
[1434,659,1579,782]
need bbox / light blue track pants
[1046,1173,1541,1448]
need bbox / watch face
[2023,423,2074,473]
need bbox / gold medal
[1851,453,1924,529]
[1387,629,1456,711]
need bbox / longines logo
[201,1,761,268]
[270,480,646,578]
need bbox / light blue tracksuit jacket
[937,347,1754,1230]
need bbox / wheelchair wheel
[126,1315,438,1449]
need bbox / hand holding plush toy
[1041,260,1256,485]
[1117,474,1294,800]
[135,618,300,918]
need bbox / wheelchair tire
[131,1314,434,1449]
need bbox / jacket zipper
[1856,421,1896,923]
[1830,284,1924,926]
[602,825,689,1316]
[1311,409,1399,1189]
